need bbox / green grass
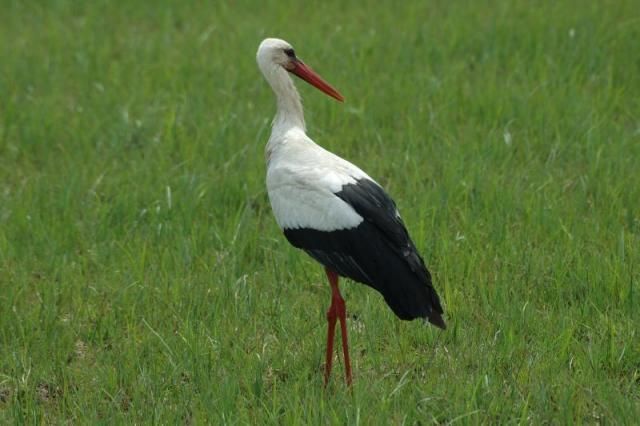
[1,0,639,423]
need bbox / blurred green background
[1,0,638,423]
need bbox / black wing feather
[284,178,445,327]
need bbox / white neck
[262,64,306,132]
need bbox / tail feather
[427,312,446,330]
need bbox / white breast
[266,128,372,232]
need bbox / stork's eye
[284,48,295,58]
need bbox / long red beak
[288,60,344,102]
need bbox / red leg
[324,294,337,386]
[338,300,353,386]
[324,268,353,386]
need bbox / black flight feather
[283,178,445,328]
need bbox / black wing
[284,178,445,327]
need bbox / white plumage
[258,38,371,231]
[266,131,371,231]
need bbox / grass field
[1,0,639,423]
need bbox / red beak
[288,60,344,102]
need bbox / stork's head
[256,38,344,102]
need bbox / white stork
[256,38,445,386]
